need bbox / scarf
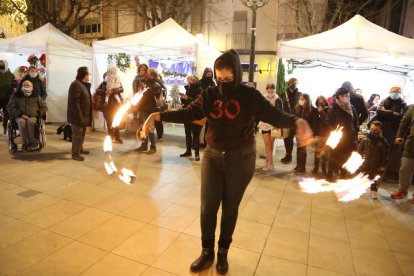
[335,99,353,117]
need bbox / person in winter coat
[67,67,92,161]
[155,73,167,142]
[95,71,124,143]
[293,93,315,174]
[366,94,380,112]
[199,67,216,90]
[17,66,47,100]
[179,75,203,161]
[257,83,283,171]
[134,68,162,154]
[376,86,408,147]
[280,77,301,164]
[357,121,388,199]
[132,64,148,94]
[7,80,47,151]
[341,81,368,126]
[312,96,330,176]
[0,59,16,134]
[327,88,359,181]
[391,104,414,203]
[140,49,313,274]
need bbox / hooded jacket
[396,104,414,158]
[0,60,16,104]
[137,79,162,114]
[160,49,298,150]
[358,135,388,171]
[182,82,203,107]
[377,96,407,140]
[199,67,216,90]
[17,74,47,100]
[341,81,368,125]
[7,85,47,118]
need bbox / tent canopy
[0,23,92,122]
[278,15,414,67]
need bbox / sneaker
[80,150,90,154]
[147,146,156,154]
[294,166,305,174]
[281,155,292,164]
[114,139,123,144]
[134,145,148,152]
[72,155,85,161]
[371,191,378,200]
[262,164,274,171]
[391,190,408,199]
[180,151,191,157]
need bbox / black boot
[180,151,191,157]
[190,248,214,272]
[281,154,292,164]
[216,248,228,274]
[195,152,200,161]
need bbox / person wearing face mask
[134,68,162,154]
[280,77,301,164]
[377,87,408,147]
[257,83,283,171]
[366,94,380,112]
[179,75,203,160]
[293,93,315,174]
[67,67,92,161]
[341,81,368,126]
[199,67,216,90]
[17,66,47,100]
[0,59,16,135]
[356,121,388,199]
[140,49,313,274]
[311,96,330,176]
[327,88,359,181]
[7,80,47,151]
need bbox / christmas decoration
[107,53,131,73]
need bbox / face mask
[0,65,5,70]
[318,102,325,107]
[218,81,235,94]
[22,87,33,97]
[266,92,274,98]
[29,72,38,78]
[369,130,381,138]
[342,96,350,104]
[390,93,400,100]
[299,99,305,106]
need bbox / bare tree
[6,0,109,34]
[279,0,387,37]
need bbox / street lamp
[241,0,270,82]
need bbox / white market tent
[0,23,93,122]
[277,15,414,104]
[92,18,221,93]
[278,14,414,66]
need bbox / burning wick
[342,151,365,174]
[326,125,343,149]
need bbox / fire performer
[355,121,388,199]
[141,50,313,274]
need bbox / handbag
[271,128,290,139]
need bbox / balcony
[226,33,251,52]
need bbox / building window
[79,23,101,35]
[117,10,135,34]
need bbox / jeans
[71,124,86,156]
[200,144,256,249]
[138,112,156,147]
[283,129,295,156]
[184,122,202,154]
[16,117,36,145]
[399,157,414,191]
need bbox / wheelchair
[7,114,47,154]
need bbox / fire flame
[103,135,112,152]
[342,151,364,174]
[112,89,145,128]
[118,168,136,185]
[298,174,380,202]
[326,125,343,149]
[104,161,118,175]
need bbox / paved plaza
[0,124,413,276]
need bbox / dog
[57,123,72,142]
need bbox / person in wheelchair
[7,80,47,151]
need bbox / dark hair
[266,83,276,89]
[370,120,384,130]
[138,64,148,71]
[368,93,380,106]
[315,95,328,106]
[215,57,233,71]
[76,66,89,81]
[103,72,108,79]
[335,87,349,99]
[295,93,312,116]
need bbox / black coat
[182,83,203,107]
[377,97,408,142]
[327,101,359,152]
[67,80,92,126]
[358,135,388,172]
[350,92,368,125]
[311,106,330,137]
[18,75,47,100]
[137,81,162,114]
[199,67,216,90]
[95,81,124,114]
[280,88,301,113]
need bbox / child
[312,96,330,176]
[105,67,122,106]
[357,121,388,199]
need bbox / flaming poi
[342,151,365,174]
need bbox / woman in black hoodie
[141,50,313,274]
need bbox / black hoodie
[160,50,298,150]
[199,67,216,90]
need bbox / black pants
[296,146,307,169]
[283,129,295,156]
[103,109,121,140]
[200,144,256,249]
[155,121,163,139]
[0,102,9,131]
[328,148,352,179]
[184,123,202,154]
[71,125,86,156]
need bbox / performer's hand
[295,118,313,147]
[395,138,404,144]
[140,112,160,139]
